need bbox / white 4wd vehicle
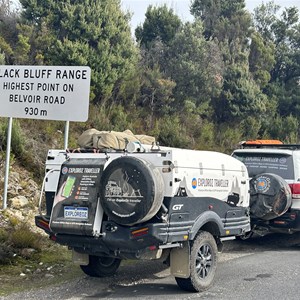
[232,140,300,236]
[36,143,250,292]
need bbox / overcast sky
[121,0,300,30]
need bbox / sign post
[0,65,91,209]
[3,117,13,210]
[64,121,70,150]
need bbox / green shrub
[10,223,42,250]
[89,104,133,132]
[216,124,243,153]
[157,115,190,148]
[0,242,14,264]
[0,228,9,242]
[0,228,14,264]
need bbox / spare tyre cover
[100,156,164,225]
[249,173,292,220]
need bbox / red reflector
[38,219,50,230]
[131,227,149,237]
[50,235,57,241]
[289,183,300,199]
[273,220,286,225]
[148,245,157,251]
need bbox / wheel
[80,255,121,277]
[175,231,218,292]
[250,173,292,220]
[100,156,164,225]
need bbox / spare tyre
[249,173,292,220]
[100,156,164,225]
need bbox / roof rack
[239,143,300,150]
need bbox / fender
[189,210,224,240]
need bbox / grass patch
[10,223,43,250]
[0,242,82,296]
[0,211,84,297]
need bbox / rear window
[233,152,294,179]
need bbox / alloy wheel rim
[195,244,212,279]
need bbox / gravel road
[1,232,300,300]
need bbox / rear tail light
[37,219,50,231]
[273,220,286,225]
[288,183,300,199]
[131,227,149,238]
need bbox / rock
[28,179,38,190]
[45,274,54,279]
[20,273,26,277]
[5,209,24,222]
[10,172,20,181]
[10,196,29,209]
[20,248,36,258]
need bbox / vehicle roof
[236,143,300,150]
[233,148,296,155]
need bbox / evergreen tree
[0,0,19,64]
[165,21,223,115]
[19,0,138,103]
[191,0,269,124]
[135,4,181,48]
[254,2,300,120]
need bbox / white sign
[0,65,91,122]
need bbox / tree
[0,0,19,63]
[191,0,248,40]
[164,21,224,116]
[213,64,268,123]
[135,4,181,48]
[191,0,270,124]
[139,64,176,129]
[19,0,138,103]
[253,2,300,120]
[249,31,275,88]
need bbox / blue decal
[192,178,197,189]
[256,177,269,192]
[62,166,68,175]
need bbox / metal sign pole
[64,121,69,150]
[3,117,13,210]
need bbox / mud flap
[170,242,190,278]
[72,250,89,265]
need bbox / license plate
[64,206,88,220]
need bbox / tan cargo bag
[135,134,156,145]
[77,128,103,148]
[92,131,138,149]
[78,128,155,150]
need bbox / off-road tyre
[100,156,164,225]
[80,255,121,277]
[250,173,292,220]
[175,231,218,292]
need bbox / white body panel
[45,146,250,208]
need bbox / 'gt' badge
[173,204,184,211]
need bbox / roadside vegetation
[0,211,81,296]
